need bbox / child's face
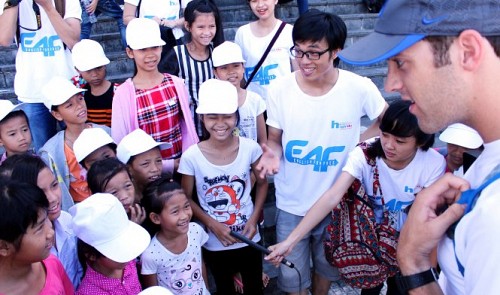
[249,0,277,20]
[104,170,136,213]
[84,145,116,170]
[38,168,62,221]
[186,12,216,47]
[79,66,107,87]
[154,191,192,236]
[202,113,237,141]
[446,143,469,170]
[52,94,88,124]
[0,116,32,156]
[125,46,162,73]
[380,131,419,169]
[214,63,244,88]
[16,209,54,262]
[129,147,162,187]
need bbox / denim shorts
[276,208,340,293]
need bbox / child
[117,128,172,195]
[178,79,268,294]
[70,193,150,294]
[39,76,110,204]
[87,157,146,224]
[212,41,267,144]
[0,100,32,165]
[266,100,446,294]
[439,123,483,177]
[234,0,297,101]
[73,127,117,170]
[165,0,225,137]
[112,18,199,176]
[0,154,84,288]
[80,0,126,48]
[71,39,115,127]
[140,177,210,294]
[0,180,74,295]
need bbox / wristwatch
[396,268,439,293]
[3,0,21,10]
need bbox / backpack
[323,142,399,289]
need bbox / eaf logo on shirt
[285,140,345,172]
[20,33,62,57]
[245,64,278,85]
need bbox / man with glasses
[257,9,387,295]
[0,0,81,152]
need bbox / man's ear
[149,212,161,225]
[457,29,484,72]
[0,240,15,257]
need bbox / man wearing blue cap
[339,0,500,294]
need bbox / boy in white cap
[39,76,111,204]
[212,41,267,144]
[0,100,32,165]
[71,39,115,127]
[73,127,117,170]
[70,193,150,294]
[439,124,483,177]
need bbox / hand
[87,0,98,14]
[255,144,280,179]
[129,203,147,224]
[397,173,469,274]
[152,16,162,25]
[208,220,237,247]
[264,240,294,267]
[34,0,54,10]
[242,221,257,240]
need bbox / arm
[256,113,267,145]
[0,5,18,45]
[242,160,268,239]
[123,2,137,25]
[360,103,388,142]
[141,274,158,288]
[265,171,355,265]
[255,126,282,178]
[181,174,238,246]
[35,0,80,49]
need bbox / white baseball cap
[42,76,86,110]
[439,123,483,149]
[0,100,25,122]
[72,39,110,72]
[117,129,172,164]
[69,193,150,263]
[139,286,174,295]
[73,128,116,163]
[212,41,245,67]
[126,18,166,50]
[196,79,238,114]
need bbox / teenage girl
[234,0,297,101]
[140,177,210,294]
[178,79,268,294]
[112,18,199,177]
[87,157,146,224]
[0,181,74,295]
[163,0,225,138]
[266,100,446,294]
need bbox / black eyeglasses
[290,46,330,60]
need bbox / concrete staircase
[0,0,398,102]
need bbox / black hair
[79,143,117,170]
[0,180,49,249]
[87,157,132,194]
[0,154,49,185]
[0,110,30,130]
[367,100,435,159]
[183,0,225,47]
[292,9,347,67]
[77,238,103,274]
[127,146,162,166]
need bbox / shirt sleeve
[64,0,82,20]
[140,243,159,275]
[177,146,196,176]
[341,145,366,180]
[360,77,387,120]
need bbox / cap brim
[95,221,150,263]
[76,57,110,72]
[339,32,426,65]
[439,129,483,149]
[129,40,166,50]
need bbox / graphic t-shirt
[235,90,266,142]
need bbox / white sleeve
[177,146,196,176]
[140,244,159,275]
[361,77,386,120]
[124,0,140,6]
[64,0,82,20]
[341,146,367,180]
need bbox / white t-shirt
[141,223,209,295]
[15,0,80,103]
[343,142,446,231]
[438,139,500,295]
[234,21,294,101]
[235,90,266,142]
[266,70,386,216]
[178,137,262,251]
[124,0,191,39]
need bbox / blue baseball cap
[339,0,500,65]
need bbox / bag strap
[453,163,500,276]
[243,21,287,89]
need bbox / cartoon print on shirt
[169,257,204,295]
[205,178,246,226]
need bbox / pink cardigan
[111,74,199,173]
